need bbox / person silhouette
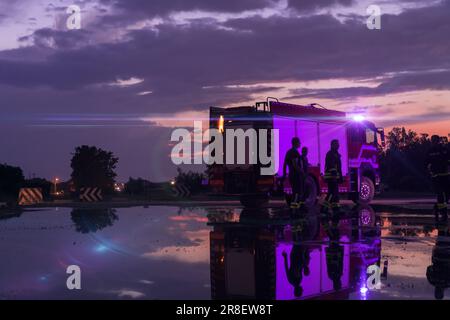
[283,137,306,209]
[282,247,304,297]
[426,221,450,300]
[324,215,344,291]
[282,210,319,298]
[321,140,343,215]
[426,135,449,221]
[301,147,309,174]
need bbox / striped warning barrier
[172,184,191,198]
[79,187,103,202]
[18,188,43,205]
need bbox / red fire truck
[209,99,385,206]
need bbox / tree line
[379,127,449,192]
[0,145,204,201]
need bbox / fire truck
[209,99,385,206]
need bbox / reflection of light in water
[94,244,109,253]
[360,286,368,300]
[39,274,51,282]
[88,234,133,257]
[59,256,85,268]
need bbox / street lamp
[54,177,59,195]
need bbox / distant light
[353,114,366,122]
[170,180,176,186]
[114,183,124,192]
[360,286,368,295]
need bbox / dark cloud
[3,0,450,91]
[288,0,354,12]
[18,28,92,49]
[100,0,275,18]
[0,1,449,117]
[286,70,450,100]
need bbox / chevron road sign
[172,184,191,198]
[79,187,103,202]
[18,188,43,205]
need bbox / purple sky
[0,0,449,182]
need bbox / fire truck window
[366,128,375,144]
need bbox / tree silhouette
[175,168,205,194]
[70,145,118,192]
[71,208,118,233]
[124,177,155,196]
[0,163,24,200]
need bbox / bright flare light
[353,114,366,122]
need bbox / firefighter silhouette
[321,139,343,215]
[323,215,344,291]
[426,222,450,300]
[282,211,318,297]
[283,137,306,209]
[282,243,307,297]
[301,147,309,173]
[426,135,449,221]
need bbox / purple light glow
[273,116,349,177]
[275,241,350,300]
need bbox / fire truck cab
[209,99,385,206]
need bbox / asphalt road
[0,197,438,215]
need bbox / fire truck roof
[210,101,347,123]
[269,101,346,119]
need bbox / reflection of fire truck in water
[209,99,385,206]
[208,206,382,300]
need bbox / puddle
[0,205,448,300]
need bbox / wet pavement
[0,205,448,300]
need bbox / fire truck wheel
[359,176,375,204]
